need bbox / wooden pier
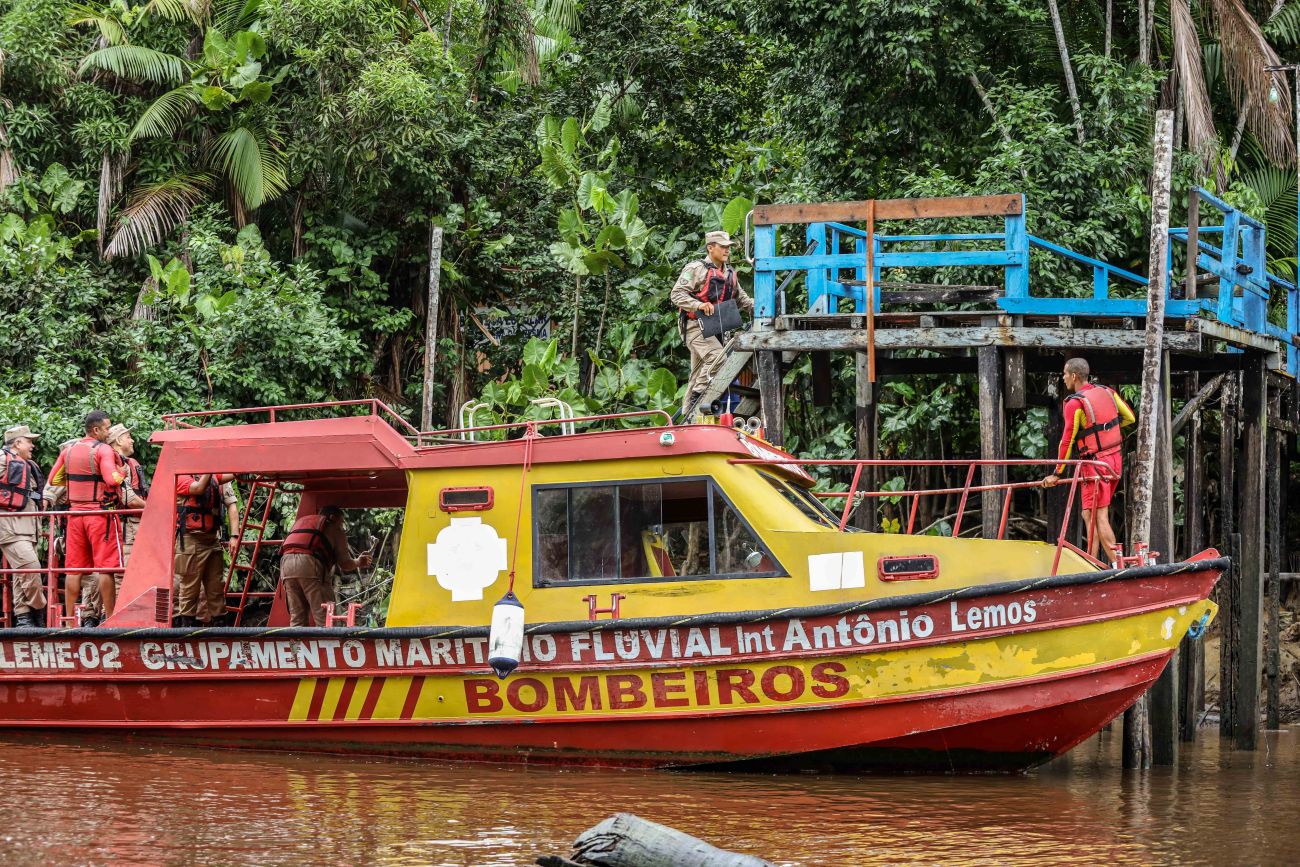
[737,186,1298,762]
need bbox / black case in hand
[699,298,742,338]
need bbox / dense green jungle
[5,0,1300,456]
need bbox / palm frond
[212,0,262,33]
[139,0,204,24]
[104,174,211,260]
[1173,0,1218,166]
[129,86,196,141]
[535,0,579,35]
[1238,163,1298,266]
[79,44,190,85]
[1207,0,1295,166]
[208,126,287,210]
[66,4,127,47]
[1264,1,1300,48]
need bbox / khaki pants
[282,552,334,627]
[0,504,45,615]
[683,318,726,399]
[174,531,226,621]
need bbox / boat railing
[418,409,674,446]
[0,508,143,628]
[730,456,1115,575]
[163,398,424,439]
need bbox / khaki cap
[704,231,736,247]
[4,425,39,445]
[106,423,132,444]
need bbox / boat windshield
[760,473,857,531]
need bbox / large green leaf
[645,367,677,399]
[594,224,626,251]
[561,116,581,157]
[549,241,590,275]
[521,363,548,397]
[722,195,753,235]
[558,207,586,245]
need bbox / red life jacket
[683,260,738,320]
[66,440,118,509]
[282,515,337,565]
[0,449,33,512]
[176,476,222,537]
[1066,385,1124,458]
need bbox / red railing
[730,457,1116,575]
[0,509,142,627]
[163,398,422,439]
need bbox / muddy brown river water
[0,727,1296,865]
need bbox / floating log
[537,813,774,867]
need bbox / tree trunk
[422,223,444,432]
[571,274,582,359]
[1105,0,1112,60]
[1046,0,1086,143]
[1138,0,1149,66]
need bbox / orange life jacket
[176,477,221,537]
[1066,385,1124,458]
[0,449,34,512]
[66,440,118,509]
[682,260,738,320]
[282,515,336,566]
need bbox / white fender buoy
[488,591,524,678]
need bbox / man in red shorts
[48,410,125,624]
[1041,357,1135,564]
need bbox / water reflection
[0,728,1294,866]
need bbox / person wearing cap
[106,424,148,573]
[0,426,47,628]
[279,506,373,627]
[671,230,754,406]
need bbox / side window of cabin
[534,479,779,585]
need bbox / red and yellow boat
[0,401,1222,771]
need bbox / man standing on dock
[672,231,754,408]
[1042,357,1135,565]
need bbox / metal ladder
[223,478,280,625]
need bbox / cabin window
[759,473,846,530]
[533,478,781,585]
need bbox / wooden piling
[1266,421,1282,730]
[1179,372,1207,741]
[421,224,444,432]
[1219,372,1239,739]
[1149,354,1178,764]
[1232,352,1266,750]
[1124,109,1174,770]
[854,351,879,531]
[977,340,1006,538]
[757,351,784,447]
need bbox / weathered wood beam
[1219,373,1240,740]
[752,194,1023,226]
[1266,425,1283,730]
[1004,349,1027,409]
[756,351,784,448]
[1232,353,1266,750]
[977,342,1006,539]
[1149,354,1179,764]
[1179,373,1207,742]
[738,327,1202,352]
[854,352,878,532]
[1171,373,1225,438]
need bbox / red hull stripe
[332,678,358,721]
[400,676,425,720]
[359,677,385,720]
[305,678,329,721]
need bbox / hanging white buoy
[488,591,525,678]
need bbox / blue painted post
[1004,196,1029,302]
[806,223,826,314]
[872,232,882,314]
[855,237,867,314]
[1219,209,1241,326]
[1093,265,1109,300]
[754,224,777,320]
[1290,285,1299,376]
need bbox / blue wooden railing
[749,189,1298,375]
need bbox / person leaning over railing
[0,426,47,628]
[1041,357,1135,566]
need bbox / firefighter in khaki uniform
[280,506,372,627]
[173,473,238,627]
[106,424,148,568]
[671,230,754,406]
[0,426,46,627]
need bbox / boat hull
[0,560,1221,773]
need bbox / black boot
[14,612,36,628]
[81,614,100,628]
